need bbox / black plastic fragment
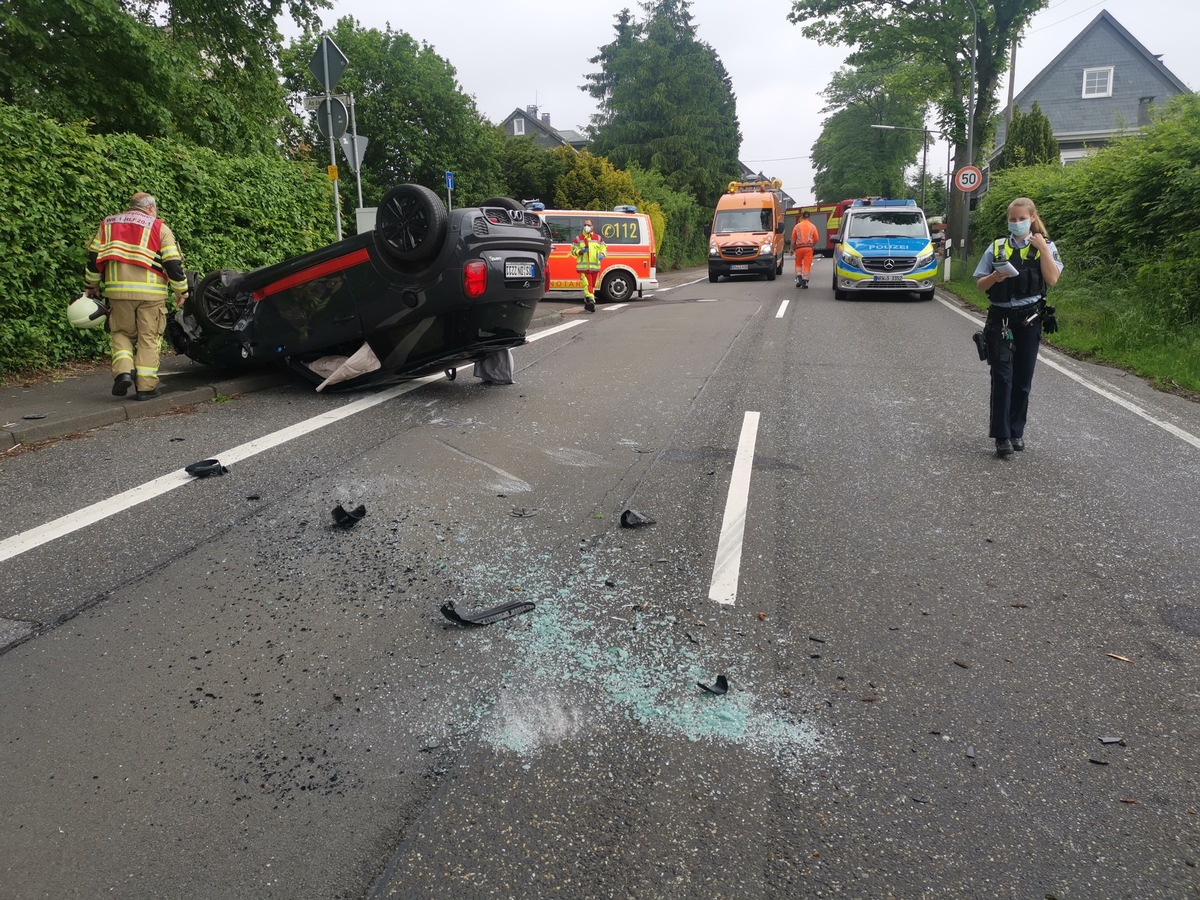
[620,508,656,528]
[510,507,538,517]
[22,414,46,420]
[440,599,535,627]
[185,458,228,478]
[1098,736,1125,745]
[332,503,366,528]
[697,674,729,695]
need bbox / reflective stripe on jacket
[985,237,1046,306]
[792,220,819,248]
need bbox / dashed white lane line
[708,411,761,605]
[0,320,586,563]
[776,300,790,318]
[936,295,1200,451]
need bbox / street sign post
[445,171,454,211]
[309,35,350,241]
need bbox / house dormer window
[514,118,525,136]
[1082,66,1114,98]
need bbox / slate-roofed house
[992,10,1192,165]
[499,106,588,151]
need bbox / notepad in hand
[992,260,1019,277]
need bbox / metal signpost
[445,171,454,211]
[309,35,349,240]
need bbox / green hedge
[0,102,335,374]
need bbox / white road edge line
[936,295,1200,451]
[0,319,586,563]
[708,411,761,606]
[655,276,708,292]
[604,304,627,311]
[776,299,790,318]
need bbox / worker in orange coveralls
[791,210,819,289]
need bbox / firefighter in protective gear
[791,211,819,288]
[570,219,607,313]
[84,193,189,400]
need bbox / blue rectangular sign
[445,171,455,190]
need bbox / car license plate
[873,275,904,283]
[730,264,749,271]
[505,262,536,279]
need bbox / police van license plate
[730,264,749,271]
[505,262,536,279]
[873,275,903,283]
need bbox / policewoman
[973,196,1063,458]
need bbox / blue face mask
[1008,219,1032,238]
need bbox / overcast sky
[303,0,1199,205]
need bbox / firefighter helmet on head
[67,293,108,329]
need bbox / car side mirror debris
[697,674,730,695]
[185,458,228,478]
[331,503,366,528]
[440,599,536,627]
[620,508,656,528]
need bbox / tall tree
[810,66,926,201]
[993,100,1059,171]
[0,0,327,153]
[788,0,1051,242]
[585,0,742,209]
[280,18,506,208]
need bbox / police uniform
[973,234,1063,447]
[85,199,188,398]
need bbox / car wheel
[776,257,784,275]
[917,288,935,301]
[602,271,635,303]
[709,272,719,283]
[189,268,247,330]
[375,184,448,264]
[479,197,524,211]
[767,266,777,281]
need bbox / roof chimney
[526,105,538,117]
[541,113,551,125]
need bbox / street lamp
[870,123,948,212]
[961,0,979,258]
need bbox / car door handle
[332,315,355,324]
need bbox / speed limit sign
[955,166,983,192]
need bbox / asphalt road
[2,260,1199,899]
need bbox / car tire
[602,270,635,303]
[767,266,777,281]
[917,288,935,301]
[375,184,448,265]
[833,275,849,301]
[189,268,247,331]
[478,197,525,211]
[776,257,784,275]
[709,272,719,283]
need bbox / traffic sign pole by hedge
[310,35,349,240]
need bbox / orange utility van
[706,179,786,282]
[532,205,658,303]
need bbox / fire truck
[788,198,883,257]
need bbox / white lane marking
[656,276,708,292]
[937,295,1200,451]
[776,300,790,318]
[709,411,761,605]
[0,320,585,563]
[604,304,627,312]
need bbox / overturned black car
[167,185,551,391]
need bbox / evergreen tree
[994,101,1060,170]
[584,0,742,209]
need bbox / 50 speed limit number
[955,166,983,192]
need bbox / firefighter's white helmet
[67,293,107,329]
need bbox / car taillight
[651,251,656,270]
[463,260,487,298]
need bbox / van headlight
[759,242,774,257]
[840,248,863,270]
[709,243,719,257]
[915,250,934,268]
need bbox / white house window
[1082,66,1114,98]
[513,118,525,135]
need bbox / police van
[832,199,937,301]
[530,204,659,303]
